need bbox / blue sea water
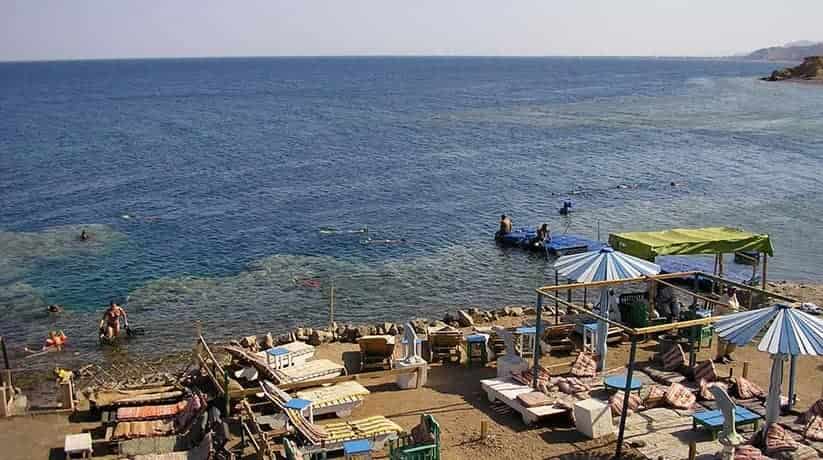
[1,57,822,363]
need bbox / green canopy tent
[609,227,774,288]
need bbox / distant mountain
[744,41,823,61]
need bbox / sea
[1,57,822,367]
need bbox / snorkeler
[47,304,64,314]
[80,229,89,241]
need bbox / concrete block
[574,398,614,439]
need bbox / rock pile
[763,56,823,82]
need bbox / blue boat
[495,229,606,257]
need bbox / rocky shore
[762,56,823,82]
[240,305,536,348]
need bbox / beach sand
[2,284,822,460]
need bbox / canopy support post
[532,293,543,390]
[554,271,559,324]
[615,335,638,460]
[761,254,768,291]
[788,355,797,410]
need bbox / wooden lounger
[276,359,345,384]
[111,394,206,441]
[110,394,198,422]
[296,381,370,418]
[89,386,184,408]
[480,377,567,425]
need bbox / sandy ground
[2,282,822,460]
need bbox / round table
[603,375,643,395]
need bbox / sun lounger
[480,377,567,425]
[109,393,199,423]
[259,380,402,454]
[110,394,206,441]
[88,386,184,408]
[358,335,396,371]
[276,359,345,384]
[224,344,343,385]
[427,328,462,364]
[296,381,370,418]
[256,341,315,369]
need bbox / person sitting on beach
[44,330,68,351]
[99,301,128,339]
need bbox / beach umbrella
[552,247,660,370]
[714,303,823,425]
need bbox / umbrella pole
[555,271,559,325]
[532,293,543,390]
[788,355,797,410]
[615,336,638,460]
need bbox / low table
[603,375,642,396]
[343,439,373,459]
[64,433,92,459]
[692,406,762,440]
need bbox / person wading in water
[99,301,129,340]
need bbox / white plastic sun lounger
[276,359,345,385]
[296,381,370,418]
[256,341,316,369]
[480,377,566,425]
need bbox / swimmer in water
[47,304,63,314]
[80,229,89,241]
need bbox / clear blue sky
[1,0,820,61]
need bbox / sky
[1,0,821,61]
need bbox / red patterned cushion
[662,345,685,371]
[609,391,642,416]
[693,360,717,382]
[734,445,766,460]
[797,399,823,424]
[570,353,597,378]
[644,385,667,409]
[517,391,553,408]
[803,416,823,441]
[698,379,728,401]
[664,382,695,409]
[764,423,799,454]
[735,377,765,400]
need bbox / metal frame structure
[531,271,797,459]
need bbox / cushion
[797,399,823,424]
[693,360,717,382]
[698,379,728,401]
[570,353,597,378]
[609,391,642,416]
[803,415,823,441]
[116,397,189,421]
[735,377,765,400]
[661,345,685,371]
[517,391,553,408]
[735,445,767,460]
[664,382,695,409]
[644,385,667,409]
[764,423,799,454]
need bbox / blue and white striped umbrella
[715,303,823,425]
[553,247,661,283]
[553,247,660,370]
[714,304,823,356]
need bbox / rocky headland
[762,56,823,82]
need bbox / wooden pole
[0,337,9,370]
[554,271,560,324]
[615,336,638,459]
[743,361,750,378]
[761,254,768,290]
[329,280,335,332]
[224,369,231,416]
[567,280,572,303]
[532,293,543,390]
[688,440,697,460]
[788,355,797,410]
[480,420,488,441]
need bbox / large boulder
[457,310,474,327]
